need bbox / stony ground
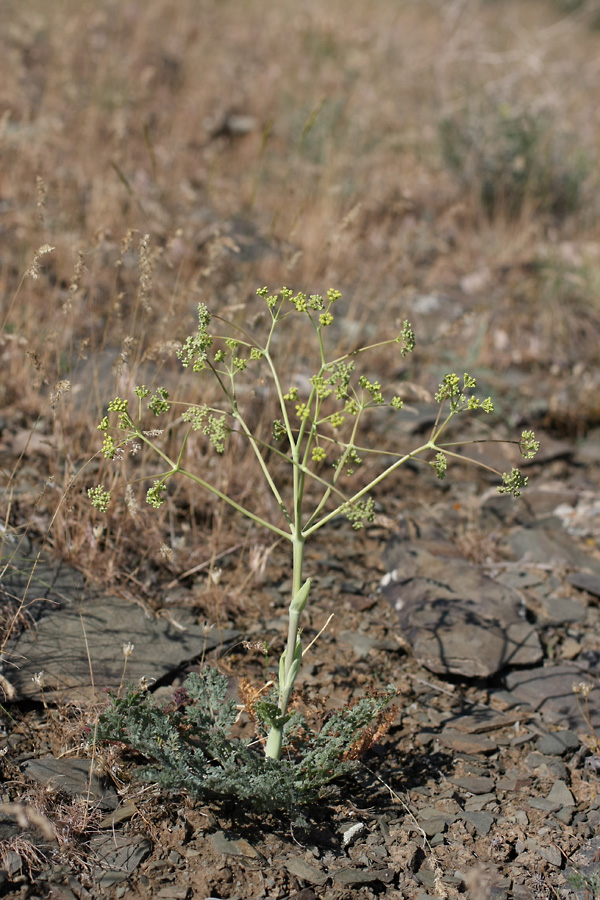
[2,401,600,900]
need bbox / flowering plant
[90,286,538,762]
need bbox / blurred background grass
[1,0,599,594]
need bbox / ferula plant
[89,286,539,764]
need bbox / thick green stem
[264,536,307,760]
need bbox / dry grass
[1,0,600,630]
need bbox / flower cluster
[435,372,493,415]
[177,303,213,371]
[148,387,171,416]
[88,485,111,512]
[497,468,528,498]
[181,406,229,453]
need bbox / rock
[450,776,495,794]
[91,834,152,885]
[20,758,118,809]
[0,526,239,703]
[503,518,600,575]
[0,530,87,618]
[567,835,600,890]
[536,730,580,756]
[575,428,600,465]
[331,866,383,885]
[568,572,600,598]
[496,774,531,793]
[527,840,562,867]
[555,807,574,825]
[438,729,498,755]
[465,793,496,811]
[505,664,600,730]
[284,858,328,886]
[524,752,568,780]
[533,592,587,624]
[494,569,544,591]
[505,488,579,520]
[546,780,575,808]
[460,268,491,295]
[155,889,191,900]
[460,811,494,835]
[527,797,562,812]
[210,830,260,859]
[98,803,137,829]
[419,817,449,837]
[560,637,583,659]
[2,850,23,878]
[8,595,239,702]
[381,538,542,678]
[442,709,518,734]
[512,886,535,900]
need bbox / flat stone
[415,868,437,889]
[155,890,190,900]
[287,892,319,900]
[494,570,544,591]
[2,850,23,878]
[284,858,328,886]
[20,758,118,809]
[382,539,542,678]
[526,840,562,867]
[510,488,580,520]
[487,689,528,710]
[536,730,580,756]
[464,794,496,811]
[503,518,600,575]
[568,572,600,598]
[0,530,87,617]
[460,811,494,835]
[210,830,259,859]
[331,866,383,885]
[419,817,448,837]
[560,637,583,659]
[496,775,531,793]
[524,752,568,780]
[505,664,600,730]
[0,814,21,844]
[418,806,455,822]
[438,729,498,755]
[527,797,561,812]
[442,709,518,734]
[534,593,587,624]
[546,780,575,808]
[98,803,137,828]
[575,429,600,465]
[7,595,238,702]
[91,834,152,885]
[450,776,495,794]
[512,887,535,900]
[555,807,573,825]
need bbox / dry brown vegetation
[2,0,600,590]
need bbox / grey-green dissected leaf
[96,668,396,813]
